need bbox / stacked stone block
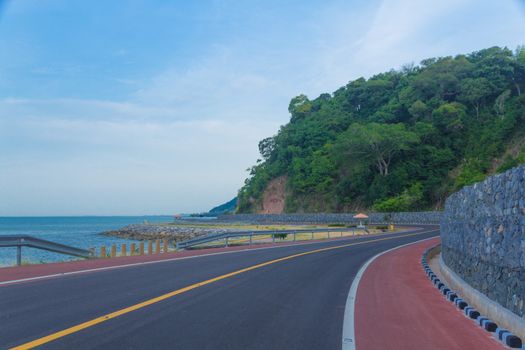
[218,211,442,224]
[441,165,525,318]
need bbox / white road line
[0,229,422,287]
[341,231,439,350]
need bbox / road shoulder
[353,237,503,350]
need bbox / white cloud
[358,0,462,55]
[311,0,525,88]
[133,46,292,123]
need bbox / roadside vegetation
[238,46,525,213]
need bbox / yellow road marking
[11,229,437,350]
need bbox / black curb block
[421,245,523,349]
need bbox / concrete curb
[422,245,524,349]
[439,253,525,341]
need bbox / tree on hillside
[373,182,424,212]
[338,123,419,176]
[494,89,511,118]
[470,47,514,93]
[458,77,492,118]
[431,102,466,134]
[288,94,312,121]
[258,137,275,160]
[408,100,429,120]
[512,46,525,96]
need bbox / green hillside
[238,46,525,213]
[209,197,237,215]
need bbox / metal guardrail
[0,235,95,266]
[176,227,364,250]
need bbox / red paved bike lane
[355,238,503,350]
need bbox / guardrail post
[16,245,22,266]
[0,237,93,263]
[311,231,314,240]
[293,231,296,242]
[148,240,153,254]
[110,244,116,258]
[163,238,168,253]
[100,246,106,258]
[156,239,160,254]
[139,242,144,255]
[249,233,253,245]
[225,236,229,247]
[121,244,127,257]
[272,233,275,243]
[340,231,343,237]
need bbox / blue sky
[1,0,525,216]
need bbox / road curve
[355,238,503,350]
[0,227,438,350]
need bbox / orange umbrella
[353,213,369,219]
[353,213,368,228]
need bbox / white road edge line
[0,228,423,287]
[341,231,439,350]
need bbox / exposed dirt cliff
[259,176,287,214]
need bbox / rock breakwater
[103,224,238,241]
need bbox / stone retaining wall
[218,211,442,224]
[441,165,525,318]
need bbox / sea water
[0,216,173,266]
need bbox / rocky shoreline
[102,224,240,242]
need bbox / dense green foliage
[238,46,525,213]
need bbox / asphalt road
[0,226,439,350]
